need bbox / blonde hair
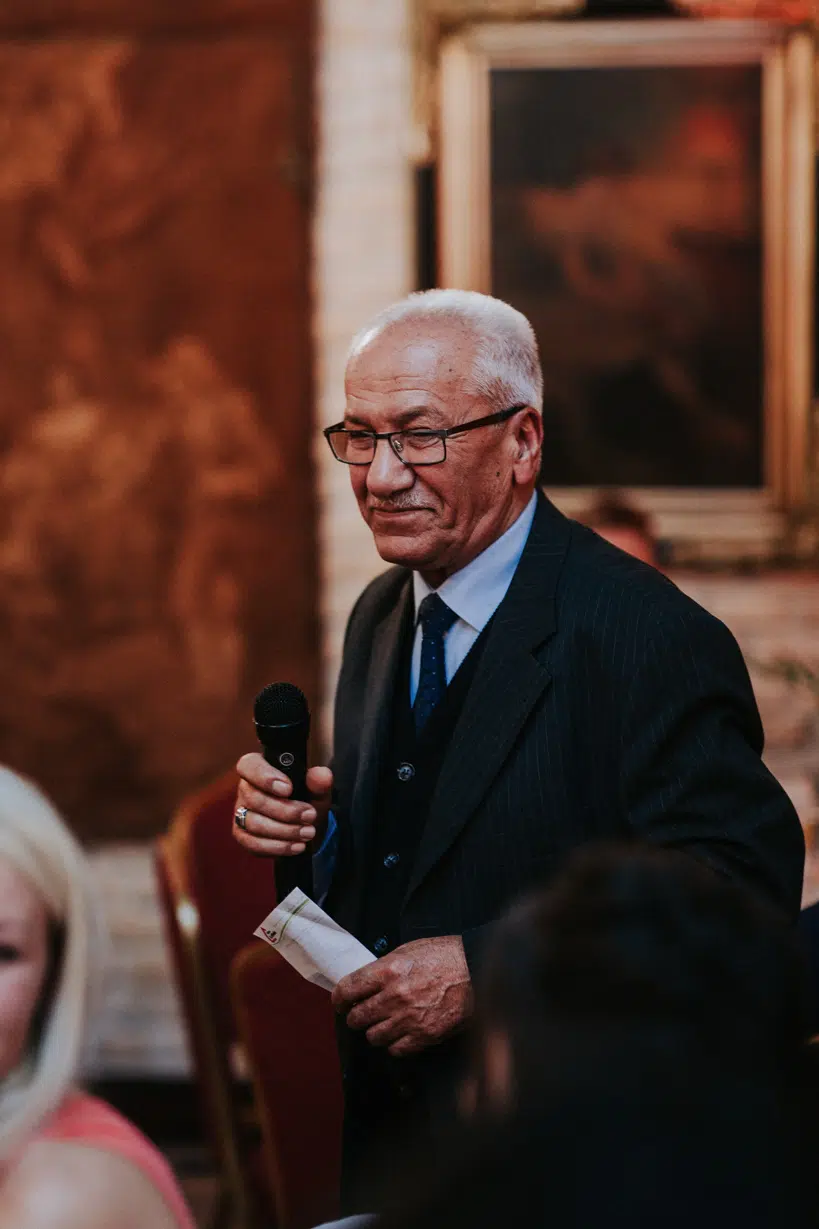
[348,289,544,413]
[0,766,101,1158]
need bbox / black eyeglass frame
[323,403,528,467]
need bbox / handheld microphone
[254,682,314,901]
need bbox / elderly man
[233,290,803,1199]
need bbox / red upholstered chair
[231,942,344,1229]
[155,771,279,1229]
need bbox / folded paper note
[254,887,376,991]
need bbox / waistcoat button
[373,936,389,956]
[397,762,415,782]
[383,852,400,869]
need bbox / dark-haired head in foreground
[376,845,817,1229]
[470,843,812,1111]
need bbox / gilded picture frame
[438,20,816,561]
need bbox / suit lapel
[405,495,572,901]
[349,574,413,852]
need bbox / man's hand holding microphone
[234,681,330,899]
[232,754,333,859]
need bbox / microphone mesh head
[254,682,308,726]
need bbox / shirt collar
[412,493,537,633]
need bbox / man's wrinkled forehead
[345,318,478,395]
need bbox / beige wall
[314,0,415,745]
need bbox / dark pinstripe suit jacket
[327,493,804,969]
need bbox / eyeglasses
[324,404,527,467]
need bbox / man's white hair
[348,289,544,413]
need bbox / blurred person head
[579,490,660,567]
[468,843,811,1114]
[337,290,544,586]
[0,765,99,1158]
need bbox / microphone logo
[279,752,295,768]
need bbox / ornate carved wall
[0,4,318,839]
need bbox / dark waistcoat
[358,612,491,957]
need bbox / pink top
[40,1092,197,1229]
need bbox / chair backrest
[155,770,279,1227]
[178,771,278,1042]
[231,943,344,1229]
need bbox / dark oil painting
[0,37,317,839]
[491,64,764,488]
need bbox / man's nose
[366,438,414,497]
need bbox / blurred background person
[0,766,196,1229]
[576,489,662,568]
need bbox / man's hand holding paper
[332,936,474,1058]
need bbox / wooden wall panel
[0,21,318,839]
[0,2,307,32]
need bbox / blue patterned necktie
[413,592,458,734]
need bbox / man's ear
[512,408,543,483]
